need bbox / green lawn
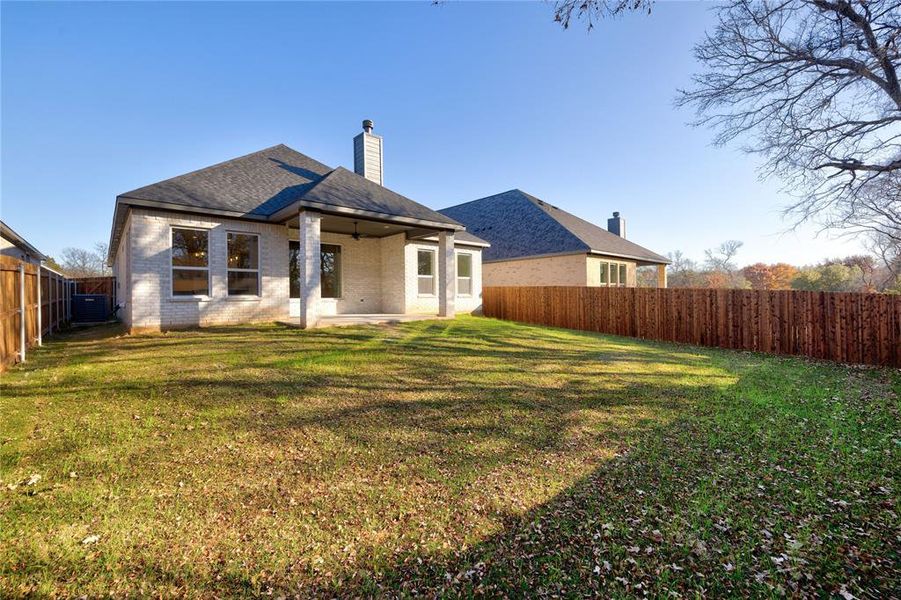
[1,316,898,597]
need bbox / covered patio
[275,205,462,328]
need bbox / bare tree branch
[675,0,901,242]
[553,0,653,30]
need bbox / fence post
[49,273,54,334]
[18,264,26,363]
[36,266,42,346]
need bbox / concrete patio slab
[279,314,450,328]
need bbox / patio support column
[657,264,667,288]
[437,230,455,318]
[298,210,321,329]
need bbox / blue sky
[1,1,864,266]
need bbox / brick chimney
[353,119,383,186]
[607,211,625,238]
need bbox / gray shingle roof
[439,189,669,265]
[118,144,462,227]
[109,144,487,258]
[299,167,460,226]
[119,144,332,217]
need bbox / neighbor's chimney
[353,119,383,186]
[607,211,625,238]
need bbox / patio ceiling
[285,213,424,238]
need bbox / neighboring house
[1,220,48,265]
[440,189,669,288]
[108,121,488,332]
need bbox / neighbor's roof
[439,189,669,265]
[0,219,48,261]
[109,144,481,259]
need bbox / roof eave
[107,195,468,263]
[107,196,272,264]
[587,249,670,265]
[0,220,48,261]
[270,200,465,232]
[417,235,491,248]
[117,195,271,221]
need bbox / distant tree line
[638,240,901,293]
[45,242,112,278]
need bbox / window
[171,228,209,296]
[289,241,300,299]
[320,244,341,298]
[600,261,629,287]
[457,253,472,296]
[227,233,260,296]
[288,241,342,299]
[417,250,435,295]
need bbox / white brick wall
[113,212,133,329]
[287,230,387,314]
[404,240,483,315]
[116,208,485,330]
[125,209,289,331]
[380,233,407,313]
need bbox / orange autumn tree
[742,263,772,290]
[741,263,798,290]
[768,263,798,290]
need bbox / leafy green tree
[791,264,865,292]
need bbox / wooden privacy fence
[1,256,71,370]
[483,286,901,367]
[72,276,116,305]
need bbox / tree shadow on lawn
[8,318,891,597]
[291,364,897,599]
[215,318,730,476]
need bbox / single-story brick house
[107,121,488,332]
[440,189,669,288]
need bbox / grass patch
[1,316,898,597]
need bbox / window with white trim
[417,249,435,295]
[227,232,260,296]
[457,253,472,296]
[171,228,209,296]
[600,261,629,287]
[288,241,342,299]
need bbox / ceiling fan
[351,221,364,241]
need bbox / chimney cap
[612,211,620,218]
[362,119,374,133]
